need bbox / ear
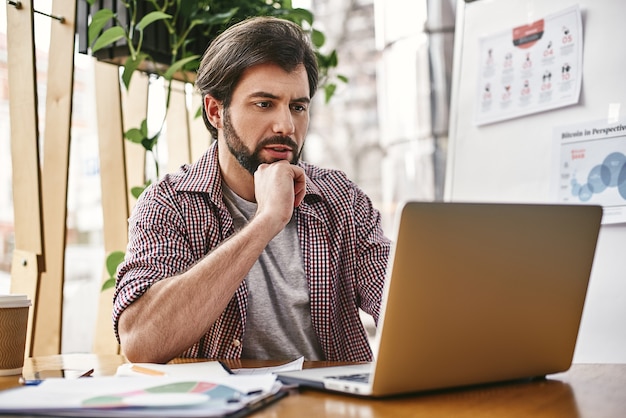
[204,94,223,129]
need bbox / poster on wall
[475,5,582,126]
[552,119,626,224]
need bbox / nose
[272,106,295,136]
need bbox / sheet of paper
[551,118,626,224]
[0,360,305,416]
[0,375,280,417]
[116,361,230,379]
[474,5,583,126]
[233,356,304,375]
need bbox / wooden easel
[7,0,209,357]
[6,0,76,356]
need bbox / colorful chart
[82,381,242,408]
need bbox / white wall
[447,0,626,363]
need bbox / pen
[19,369,95,386]
[18,377,43,386]
[218,360,235,375]
[130,365,166,376]
[226,392,290,418]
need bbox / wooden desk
[1,355,624,417]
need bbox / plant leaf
[287,8,314,26]
[137,11,172,31]
[88,9,115,46]
[131,183,149,199]
[178,1,196,20]
[204,9,239,26]
[124,127,146,144]
[324,83,337,103]
[326,50,338,67]
[140,119,148,135]
[91,26,126,53]
[163,55,200,80]
[121,53,148,90]
[101,278,116,291]
[141,134,159,152]
[105,251,125,278]
[311,28,326,48]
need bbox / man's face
[223,107,302,175]
[221,63,311,175]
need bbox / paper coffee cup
[0,294,31,376]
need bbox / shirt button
[232,339,241,347]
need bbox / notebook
[277,201,603,397]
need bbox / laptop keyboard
[327,373,371,383]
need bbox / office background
[1,0,623,362]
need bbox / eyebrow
[248,91,311,103]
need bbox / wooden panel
[6,0,42,254]
[121,72,149,214]
[189,89,211,161]
[165,80,192,173]
[6,0,43,357]
[93,68,154,353]
[35,0,78,356]
[92,61,128,354]
[9,251,39,357]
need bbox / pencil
[130,365,166,376]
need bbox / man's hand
[254,161,306,233]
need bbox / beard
[223,108,303,176]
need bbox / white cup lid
[0,294,32,308]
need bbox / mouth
[262,144,294,160]
[265,145,293,153]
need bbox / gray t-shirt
[222,183,324,361]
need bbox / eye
[291,103,308,113]
[255,101,272,109]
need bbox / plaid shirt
[113,142,391,362]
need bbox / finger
[292,167,306,207]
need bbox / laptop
[277,201,603,397]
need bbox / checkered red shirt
[113,142,391,361]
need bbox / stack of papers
[0,360,304,417]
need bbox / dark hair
[195,16,319,139]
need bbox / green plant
[85,1,346,291]
[101,250,125,291]
[85,0,345,197]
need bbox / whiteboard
[446,0,626,363]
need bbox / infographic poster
[552,120,626,224]
[475,5,582,126]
